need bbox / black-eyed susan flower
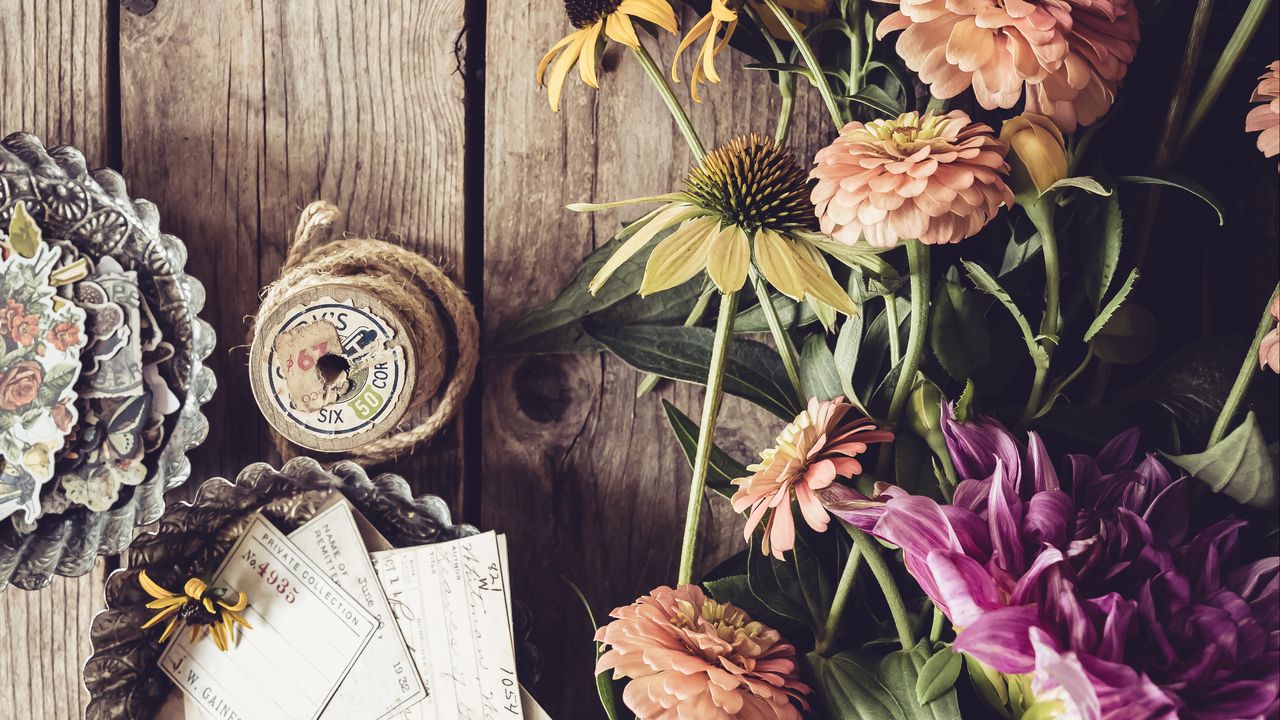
[577,133,856,317]
[139,570,251,651]
[673,0,829,101]
[537,0,679,112]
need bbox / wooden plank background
[0,1,823,716]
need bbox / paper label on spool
[253,291,415,452]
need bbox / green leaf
[660,400,749,500]
[808,651,906,720]
[1081,194,1123,310]
[1116,173,1225,225]
[7,202,42,258]
[806,233,900,281]
[801,335,843,402]
[736,292,818,333]
[563,578,630,720]
[587,324,799,419]
[915,646,963,705]
[1084,268,1140,342]
[834,308,864,404]
[879,642,963,719]
[965,655,1012,719]
[929,279,991,382]
[1164,411,1278,509]
[747,536,812,626]
[962,261,1047,367]
[847,86,904,118]
[704,574,779,625]
[955,380,976,422]
[1091,302,1157,365]
[1041,176,1112,197]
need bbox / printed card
[371,532,523,720]
[160,515,377,720]
[288,499,427,719]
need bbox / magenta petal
[941,402,1024,484]
[953,605,1040,674]
[987,460,1026,575]
[1023,489,1073,550]
[1026,432,1060,493]
[926,549,1002,627]
[816,483,882,532]
[1094,427,1141,473]
[1029,627,1101,720]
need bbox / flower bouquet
[505,0,1279,717]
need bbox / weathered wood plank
[482,4,826,714]
[0,1,111,717]
[118,0,471,507]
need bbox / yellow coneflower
[577,133,856,317]
[139,570,252,652]
[673,0,829,101]
[537,0,679,112]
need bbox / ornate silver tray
[0,133,215,589]
[83,458,538,720]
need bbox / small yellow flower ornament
[139,570,252,651]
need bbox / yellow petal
[189,625,202,643]
[619,0,679,34]
[138,570,176,599]
[547,29,589,112]
[711,0,738,21]
[210,623,228,652]
[140,603,181,630]
[184,578,208,600]
[536,32,578,87]
[794,240,859,316]
[158,617,180,643]
[640,217,717,296]
[672,12,714,82]
[754,228,807,300]
[227,610,254,630]
[578,21,604,89]
[219,591,249,613]
[589,203,700,294]
[706,224,750,293]
[146,596,188,610]
[605,13,641,49]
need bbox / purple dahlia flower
[822,406,1280,719]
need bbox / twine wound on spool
[248,201,478,463]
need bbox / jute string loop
[250,200,478,464]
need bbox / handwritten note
[289,500,427,719]
[160,515,377,720]
[371,532,523,720]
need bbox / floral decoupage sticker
[0,203,87,522]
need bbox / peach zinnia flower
[1246,61,1279,171]
[810,111,1013,248]
[596,585,810,719]
[1260,296,1279,374]
[733,397,892,559]
[875,0,1140,132]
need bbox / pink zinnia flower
[732,397,892,559]
[1247,61,1280,170]
[1261,296,1280,373]
[811,111,1013,248]
[875,0,1140,132]
[595,585,810,719]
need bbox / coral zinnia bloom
[578,134,858,315]
[1261,296,1280,373]
[1247,61,1280,171]
[875,0,1140,132]
[537,0,678,112]
[596,584,810,719]
[811,111,1013,248]
[732,396,891,559]
[673,0,827,101]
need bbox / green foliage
[660,400,749,500]
[1164,411,1278,509]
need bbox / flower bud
[907,380,944,440]
[999,113,1068,198]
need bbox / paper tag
[371,532,523,720]
[288,500,427,719]
[160,515,378,720]
[250,284,416,452]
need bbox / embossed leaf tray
[84,458,538,720]
[0,133,215,590]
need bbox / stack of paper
[157,497,546,720]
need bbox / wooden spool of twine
[248,201,478,464]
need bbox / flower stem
[751,269,805,403]
[743,2,798,146]
[848,525,915,651]
[1179,0,1274,152]
[632,41,707,162]
[886,240,930,428]
[1020,202,1060,425]
[884,293,902,366]
[763,0,845,128]
[929,606,945,644]
[816,542,864,656]
[1208,284,1280,446]
[637,286,715,397]
[677,291,739,586]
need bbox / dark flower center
[684,133,816,233]
[564,0,622,28]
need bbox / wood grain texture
[117,0,471,507]
[0,2,110,717]
[481,4,826,714]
